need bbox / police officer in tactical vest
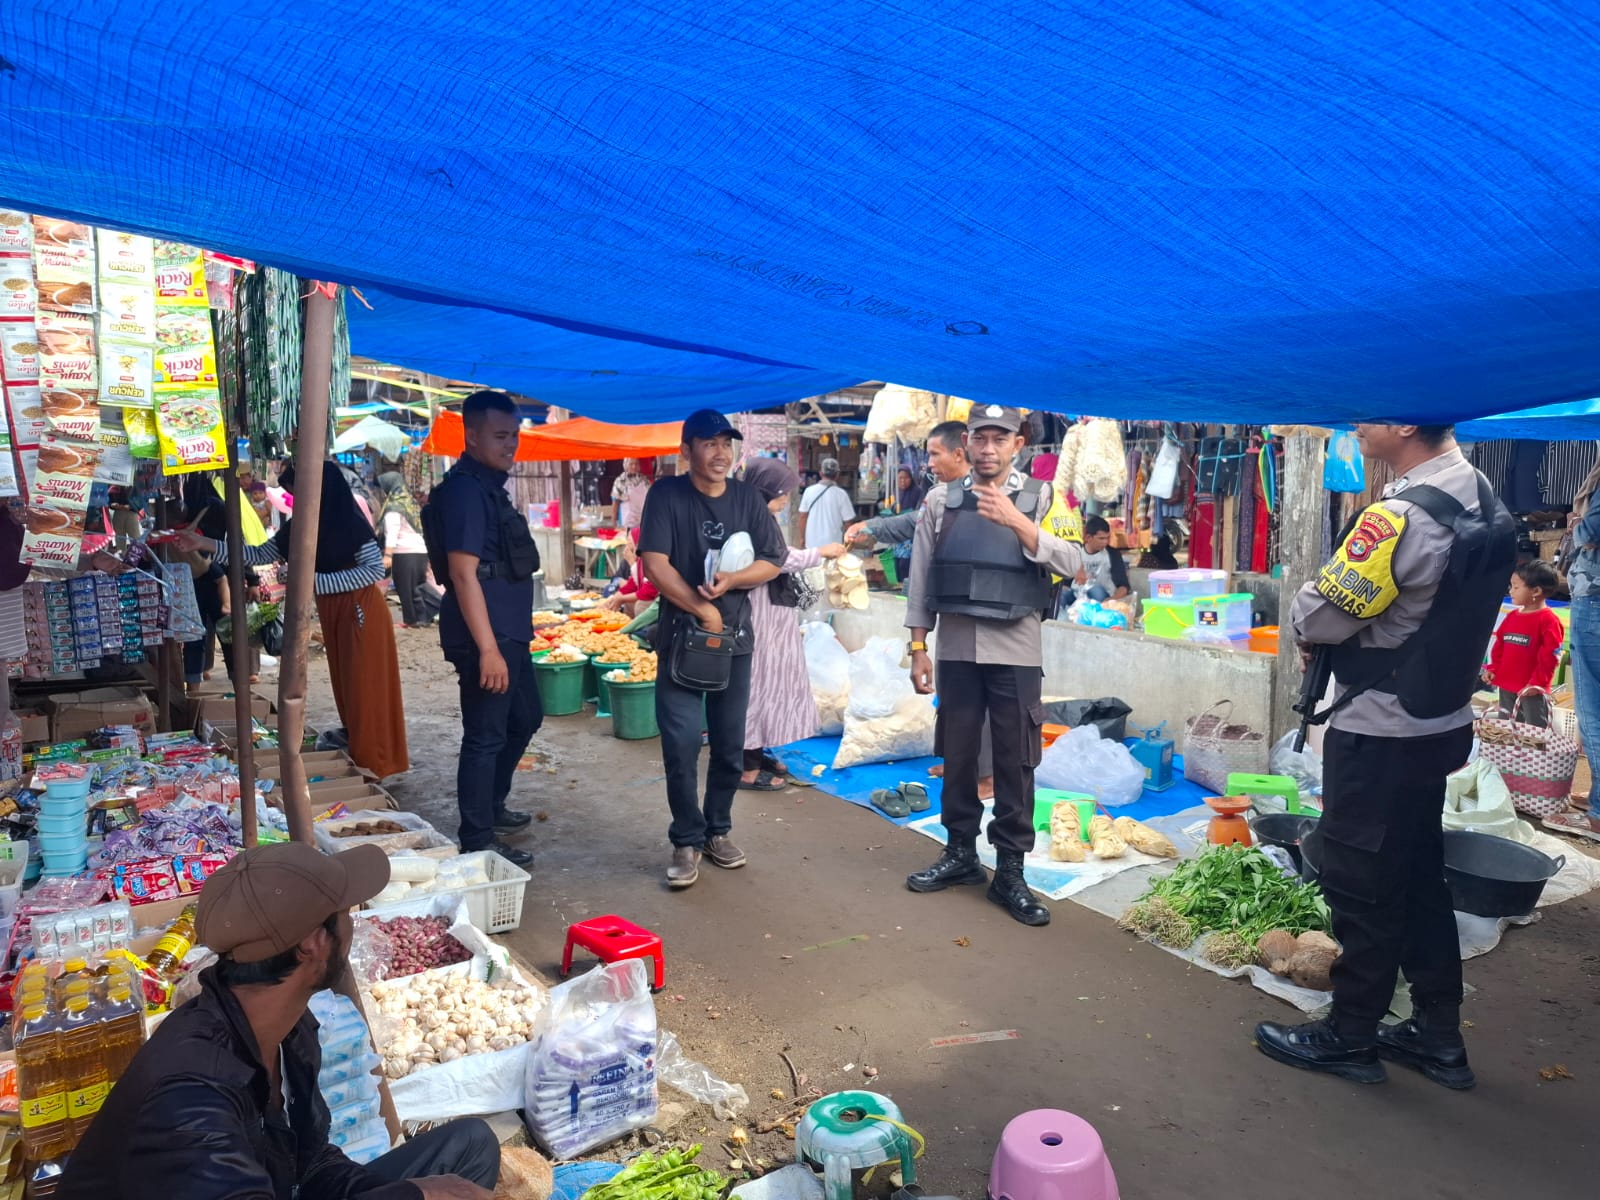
[1258,423,1513,1088]
[423,390,542,869]
[903,405,1084,926]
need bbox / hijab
[274,461,376,573]
[742,457,800,504]
[898,475,925,515]
[377,471,422,530]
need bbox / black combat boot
[1377,1005,1475,1090]
[986,850,1050,926]
[1254,1016,1386,1084]
[906,838,986,892]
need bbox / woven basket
[1475,690,1578,819]
[1182,699,1268,792]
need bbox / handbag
[1183,699,1268,791]
[1474,689,1578,819]
[769,568,822,610]
[668,615,739,692]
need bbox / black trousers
[656,651,753,847]
[453,639,543,851]
[391,552,431,626]
[1319,725,1474,1033]
[365,1117,500,1188]
[935,660,1042,854]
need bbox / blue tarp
[1458,399,1600,443]
[4,3,1600,421]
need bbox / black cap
[681,409,743,442]
[967,404,1025,433]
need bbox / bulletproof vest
[421,464,539,589]
[927,478,1053,621]
[1328,470,1514,719]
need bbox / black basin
[1300,827,1564,918]
[1251,814,1316,870]
[1443,830,1564,918]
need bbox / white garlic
[440,1046,463,1062]
[466,1034,488,1052]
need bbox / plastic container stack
[34,764,90,878]
[308,990,390,1164]
[1147,568,1229,602]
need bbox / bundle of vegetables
[371,914,471,978]
[1119,845,1330,967]
[579,1146,727,1200]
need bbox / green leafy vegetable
[579,1145,728,1200]
[1122,845,1330,949]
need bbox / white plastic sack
[803,621,851,736]
[525,959,658,1159]
[1146,438,1182,500]
[832,693,937,770]
[1443,759,1536,844]
[1268,730,1323,798]
[845,637,911,719]
[1035,724,1146,807]
[864,383,938,444]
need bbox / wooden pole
[557,458,574,586]
[277,283,336,845]
[225,316,257,846]
[1271,430,1330,743]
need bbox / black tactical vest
[927,478,1054,621]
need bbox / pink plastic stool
[561,915,665,990]
[988,1109,1119,1200]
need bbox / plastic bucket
[609,679,659,739]
[533,659,588,716]
[878,550,899,586]
[592,659,632,717]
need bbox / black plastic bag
[259,616,284,657]
[1044,696,1132,742]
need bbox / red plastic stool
[561,915,665,991]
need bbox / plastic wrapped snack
[1113,815,1179,858]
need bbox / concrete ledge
[829,593,1276,737]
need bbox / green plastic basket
[608,677,659,739]
[591,658,633,717]
[533,658,587,716]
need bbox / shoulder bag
[668,614,737,692]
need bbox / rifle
[1292,643,1334,752]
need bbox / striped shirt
[215,537,386,596]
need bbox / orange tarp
[421,411,684,462]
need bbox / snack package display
[155,390,228,474]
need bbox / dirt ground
[305,620,1597,1199]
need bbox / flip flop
[763,754,815,787]
[738,771,786,792]
[871,787,911,818]
[1542,811,1600,843]
[900,781,931,813]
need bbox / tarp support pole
[1271,429,1329,744]
[225,315,257,847]
[558,459,574,586]
[276,283,334,845]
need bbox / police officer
[903,405,1083,926]
[1258,423,1513,1088]
[425,390,542,869]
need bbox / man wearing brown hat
[59,843,500,1200]
[903,405,1083,926]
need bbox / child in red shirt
[1485,560,1565,726]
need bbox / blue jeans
[1567,595,1600,818]
[453,640,543,850]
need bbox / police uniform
[1259,445,1513,1086]
[427,454,543,858]
[903,405,1083,926]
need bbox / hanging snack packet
[0,321,39,382]
[0,209,32,252]
[0,261,37,319]
[153,308,217,388]
[33,433,103,510]
[99,342,155,408]
[120,405,161,459]
[153,241,208,307]
[100,282,158,345]
[96,229,155,287]
[19,503,84,567]
[32,218,96,315]
[155,390,229,474]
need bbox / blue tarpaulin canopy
[3,2,1599,422]
[1458,399,1600,444]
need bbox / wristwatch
[907,640,928,653]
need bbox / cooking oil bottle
[59,993,108,1148]
[144,903,198,978]
[100,984,146,1080]
[15,1003,72,1162]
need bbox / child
[1485,560,1565,726]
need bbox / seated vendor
[1072,515,1130,601]
[59,843,500,1200]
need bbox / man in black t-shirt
[639,410,784,889]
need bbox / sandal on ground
[870,787,911,818]
[762,753,814,787]
[1542,811,1600,842]
[928,763,945,779]
[899,781,931,813]
[737,770,786,792]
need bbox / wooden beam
[276,284,336,845]
[557,459,574,586]
[1271,430,1330,743]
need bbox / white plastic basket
[364,851,530,934]
[1552,704,1580,750]
[314,810,444,855]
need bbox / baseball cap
[967,404,1024,434]
[681,409,743,442]
[196,842,390,963]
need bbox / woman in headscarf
[175,461,409,779]
[890,466,925,589]
[737,457,847,790]
[377,472,432,628]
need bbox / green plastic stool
[796,1091,917,1200]
[1034,788,1096,836]
[1225,772,1306,815]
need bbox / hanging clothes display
[1538,441,1591,506]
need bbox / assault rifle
[1292,643,1333,752]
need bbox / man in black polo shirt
[427,390,539,868]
